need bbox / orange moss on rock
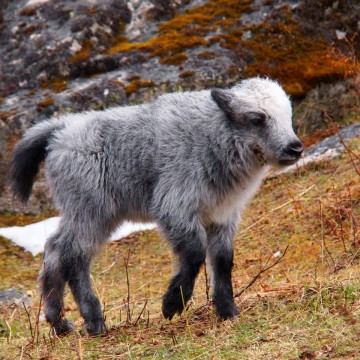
[0,110,17,121]
[36,97,54,108]
[106,0,252,65]
[124,79,155,96]
[241,8,359,97]
[197,51,219,60]
[6,134,21,155]
[40,79,68,93]
[160,53,188,66]
[70,47,91,63]
[179,70,195,78]
[104,1,356,95]
[19,7,37,16]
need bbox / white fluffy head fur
[212,77,302,168]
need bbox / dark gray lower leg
[65,257,106,336]
[40,234,74,335]
[159,217,207,320]
[162,248,206,319]
[207,223,239,319]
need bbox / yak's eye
[247,112,266,126]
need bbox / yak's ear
[211,88,236,121]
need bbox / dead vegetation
[0,136,359,359]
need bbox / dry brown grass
[0,137,359,359]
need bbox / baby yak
[9,78,303,335]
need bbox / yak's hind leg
[40,219,111,336]
[206,222,239,319]
[159,215,207,320]
[39,226,75,335]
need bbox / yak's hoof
[82,318,107,336]
[162,293,186,320]
[216,302,240,320]
[51,319,75,336]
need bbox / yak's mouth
[278,157,301,166]
[278,140,304,166]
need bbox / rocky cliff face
[0,0,359,213]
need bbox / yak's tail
[8,119,64,203]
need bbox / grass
[0,137,359,359]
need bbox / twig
[35,295,42,345]
[124,250,131,323]
[146,310,150,328]
[19,344,24,360]
[180,286,192,337]
[234,245,290,298]
[318,200,336,270]
[100,261,117,275]
[102,301,109,336]
[336,127,360,176]
[134,298,148,326]
[5,319,12,343]
[22,302,34,343]
[204,262,210,302]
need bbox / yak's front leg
[206,222,239,319]
[159,215,207,320]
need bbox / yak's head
[211,78,303,168]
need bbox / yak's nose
[284,140,304,158]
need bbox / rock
[271,122,360,176]
[0,288,32,308]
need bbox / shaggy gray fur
[8,78,303,335]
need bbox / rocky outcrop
[0,288,31,307]
[0,0,359,214]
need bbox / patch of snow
[0,217,60,256]
[0,217,156,256]
[25,0,49,7]
[335,29,346,40]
